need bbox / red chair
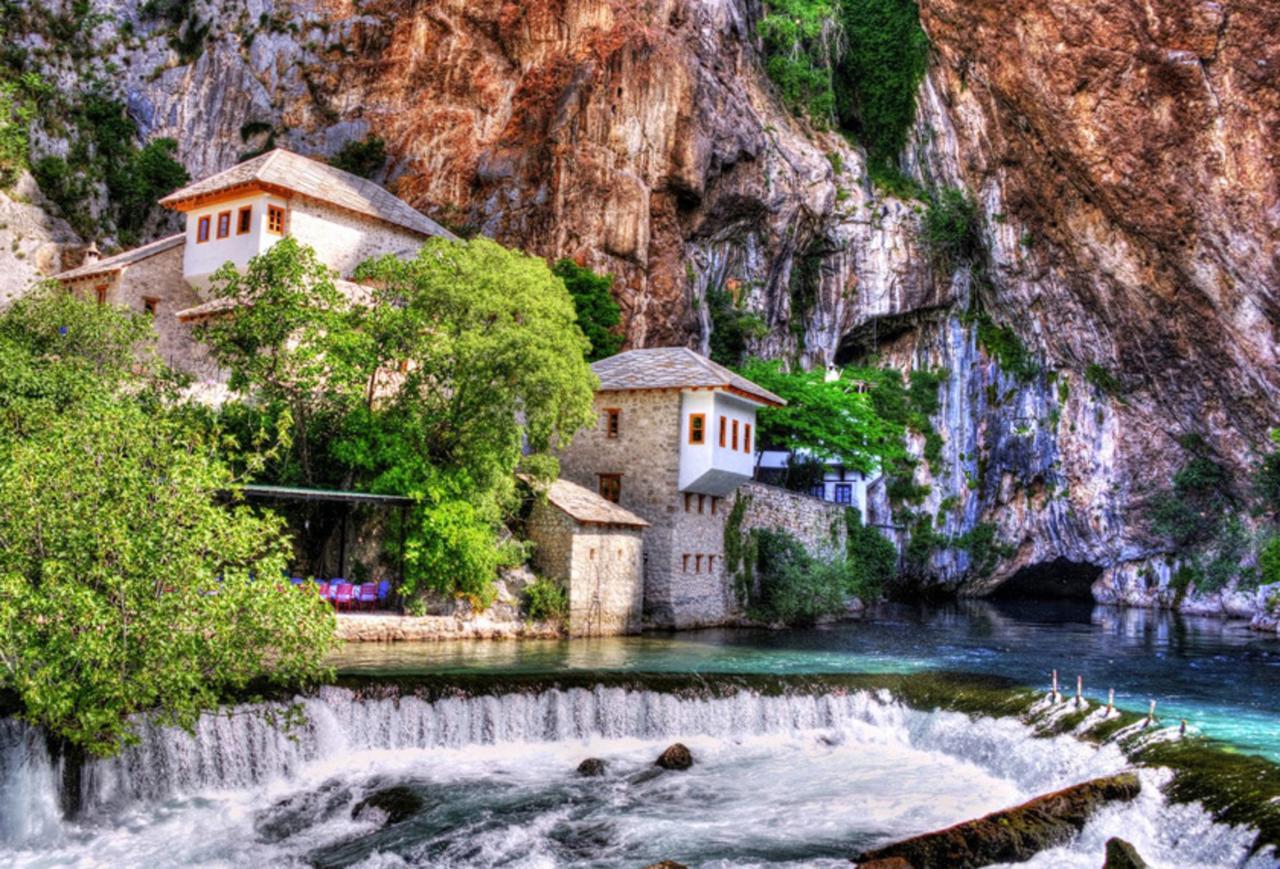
[357,583,378,611]
[334,582,355,611]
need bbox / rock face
[1104,836,1149,869]
[853,773,1142,867]
[350,785,423,827]
[5,0,1278,615]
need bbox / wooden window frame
[732,419,739,451]
[682,554,690,573]
[719,416,727,447]
[695,554,703,574]
[744,422,752,454]
[236,205,253,235]
[142,297,159,317]
[94,285,108,305]
[711,496,718,515]
[598,473,621,503]
[267,204,286,235]
[688,413,706,445]
[216,210,232,239]
[196,215,211,243]
[684,493,692,512]
[605,408,621,439]
[697,494,705,514]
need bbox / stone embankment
[335,613,560,643]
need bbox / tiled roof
[591,347,785,406]
[158,149,456,240]
[536,478,649,528]
[175,278,372,322]
[56,234,185,281]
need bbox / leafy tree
[1256,429,1280,516]
[708,285,768,367]
[0,291,334,757]
[330,135,387,179]
[845,508,897,598]
[107,137,189,243]
[757,0,841,122]
[922,187,981,270]
[552,258,623,362]
[737,358,907,472]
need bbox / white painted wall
[678,389,760,495]
[183,196,428,290]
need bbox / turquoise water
[336,600,1280,762]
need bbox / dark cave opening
[989,558,1103,602]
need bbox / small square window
[142,297,158,317]
[196,215,211,243]
[267,205,286,235]
[237,205,253,235]
[688,413,705,445]
[216,210,232,239]
[605,408,621,438]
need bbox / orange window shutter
[732,419,739,451]
[745,423,752,453]
[719,416,726,447]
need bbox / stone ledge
[335,612,562,643]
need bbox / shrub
[107,137,189,243]
[524,576,568,622]
[552,258,623,362]
[1260,535,1280,588]
[751,528,846,624]
[1085,362,1124,397]
[921,187,981,270]
[1255,429,1280,515]
[707,285,768,367]
[330,135,387,179]
[845,508,896,599]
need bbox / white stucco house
[754,449,879,524]
[55,148,454,379]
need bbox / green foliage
[845,508,897,599]
[974,313,1040,383]
[757,0,840,123]
[552,258,623,362]
[748,529,847,624]
[737,359,907,471]
[0,289,334,757]
[921,187,982,270]
[107,137,189,243]
[834,0,929,173]
[524,577,568,622]
[330,135,387,179]
[707,285,768,367]
[204,238,598,605]
[1085,362,1124,397]
[0,73,50,188]
[952,522,1013,578]
[1254,428,1280,515]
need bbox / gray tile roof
[158,149,456,240]
[591,347,785,406]
[537,478,649,528]
[56,234,185,281]
[175,278,371,322]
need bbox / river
[0,601,1276,868]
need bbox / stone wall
[290,199,428,277]
[335,612,560,643]
[734,481,849,560]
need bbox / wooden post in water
[1179,719,1187,736]
[1051,670,1061,703]
[1075,675,1083,709]
[1106,688,1115,716]
[1144,699,1157,727]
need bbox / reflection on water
[332,600,1280,760]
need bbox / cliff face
[7,0,1279,614]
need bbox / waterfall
[0,683,1270,868]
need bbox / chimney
[82,244,101,266]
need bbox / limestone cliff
[5,0,1278,617]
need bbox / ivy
[707,284,768,367]
[921,187,982,270]
[974,313,1040,383]
[1085,362,1124,397]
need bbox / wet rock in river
[351,785,423,827]
[1104,836,1149,868]
[642,862,688,869]
[655,743,693,770]
[576,757,607,777]
[853,773,1141,867]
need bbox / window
[95,285,108,305]
[683,493,692,512]
[707,555,716,572]
[810,484,827,499]
[267,204,286,235]
[598,474,621,503]
[682,554,690,572]
[196,215,211,243]
[744,423,752,454]
[237,205,253,235]
[605,408,621,438]
[688,413,705,445]
[719,416,727,447]
[694,554,703,573]
[732,419,739,451]
[697,494,705,514]
[142,297,158,317]
[216,210,232,239]
[711,497,718,515]
[834,483,853,505]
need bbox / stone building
[525,478,649,637]
[54,148,453,382]
[556,347,785,628]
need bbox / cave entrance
[989,558,1103,602]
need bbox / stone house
[556,347,786,629]
[54,148,453,382]
[525,478,649,637]
[755,449,881,524]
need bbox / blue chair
[377,580,392,603]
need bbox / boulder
[642,863,688,869]
[351,785,423,827]
[577,757,608,777]
[853,773,1141,867]
[1104,837,1149,869]
[655,743,693,770]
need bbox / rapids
[0,681,1271,868]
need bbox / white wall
[678,389,759,495]
[182,192,284,289]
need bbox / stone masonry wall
[527,501,576,585]
[568,527,645,636]
[290,200,428,278]
[734,481,849,560]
